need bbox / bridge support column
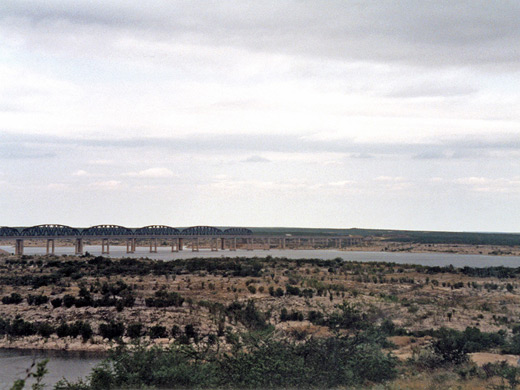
[247,237,253,251]
[337,238,342,249]
[102,238,110,255]
[171,238,179,252]
[211,238,218,251]
[221,238,225,250]
[230,237,236,251]
[150,238,158,253]
[178,238,183,251]
[15,239,24,255]
[46,239,55,255]
[126,238,135,253]
[75,238,84,255]
[192,237,199,252]
[281,238,286,249]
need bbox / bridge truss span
[21,224,80,237]
[82,225,133,236]
[0,227,20,237]
[181,226,223,236]
[135,225,180,236]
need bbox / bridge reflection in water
[0,225,363,255]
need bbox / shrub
[36,322,54,338]
[433,328,469,365]
[2,293,23,304]
[27,294,49,306]
[79,322,93,342]
[145,290,184,308]
[127,323,143,339]
[149,325,167,339]
[99,321,125,340]
[64,332,396,389]
[63,294,75,308]
[286,285,300,296]
[51,297,62,308]
[9,317,36,336]
[184,324,198,342]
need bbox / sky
[1,1,520,232]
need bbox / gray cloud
[242,155,271,163]
[0,138,57,159]
[2,131,520,160]
[2,1,520,69]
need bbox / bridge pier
[75,238,83,255]
[171,238,179,252]
[192,237,199,252]
[101,238,110,254]
[15,239,24,255]
[210,238,218,251]
[229,237,236,251]
[149,238,158,253]
[221,238,225,250]
[280,237,286,249]
[126,238,135,253]
[46,239,55,255]
[247,237,253,251]
[178,238,183,251]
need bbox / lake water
[2,245,520,268]
[0,349,102,389]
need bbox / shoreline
[2,242,520,257]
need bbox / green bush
[432,328,469,365]
[61,331,397,389]
[51,297,62,308]
[99,321,125,340]
[148,325,167,339]
[2,292,23,304]
[126,323,143,339]
[27,294,49,306]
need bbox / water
[2,245,520,268]
[0,349,102,389]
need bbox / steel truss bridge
[0,224,363,255]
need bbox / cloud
[88,159,113,165]
[0,145,56,159]
[2,1,520,69]
[4,131,520,161]
[125,167,176,178]
[454,177,520,193]
[46,183,69,191]
[89,180,121,190]
[387,83,478,98]
[241,155,271,163]
[327,180,355,187]
[72,170,89,177]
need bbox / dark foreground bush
[55,332,397,389]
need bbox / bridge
[0,224,363,255]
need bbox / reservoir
[2,245,520,268]
[0,349,102,389]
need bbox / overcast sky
[1,1,520,232]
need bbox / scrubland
[3,253,520,388]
